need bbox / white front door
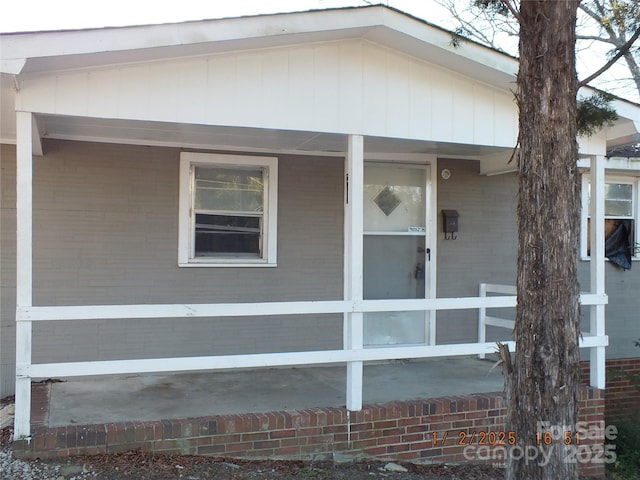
[363,163,431,346]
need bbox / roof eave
[0,5,518,90]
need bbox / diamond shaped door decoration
[374,185,401,216]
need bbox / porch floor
[33,356,504,428]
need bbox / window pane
[604,183,633,216]
[605,183,633,201]
[194,214,261,257]
[195,167,263,213]
[605,200,633,217]
[588,182,634,217]
[364,166,426,232]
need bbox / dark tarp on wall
[605,219,633,270]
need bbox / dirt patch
[2,425,504,479]
[1,425,608,479]
[79,452,505,479]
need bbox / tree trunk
[506,1,582,479]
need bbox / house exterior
[0,5,639,468]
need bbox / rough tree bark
[506,1,582,479]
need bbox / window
[581,175,639,267]
[179,153,278,266]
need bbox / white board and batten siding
[16,40,518,148]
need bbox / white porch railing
[477,283,609,372]
[13,123,609,446]
[477,283,517,361]
[14,291,609,438]
[478,283,609,358]
[477,283,517,360]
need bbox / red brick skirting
[14,386,605,478]
[581,357,640,422]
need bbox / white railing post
[589,155,606,389]
[15,111,34,439]
[344,134,364,411]
[478,283,487,359]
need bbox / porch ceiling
[35,114,510,160]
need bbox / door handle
[417,247,431,261]
[414,263,425,280]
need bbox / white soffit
[606,98,640,147]
[36,114,508,159]
[0,73,16,143]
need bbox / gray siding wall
[435,157,640,359]
[0,141,344,391]
[2,143,640,397]
[435,159,518,344]
[577,257,640,358]
[1,144,17,396]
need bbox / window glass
[604,183,633,217]
[588,182,634,217]
[179,153,277,266]
[194,214,261,257]
[582,176,638,266]
[364,166,426,232]
[195,167,264,213]
[193,166,264,258]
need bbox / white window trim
[580,173,639,261]
[178,152,278,267]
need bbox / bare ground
[2,425,506,480]
[2,426,615,479]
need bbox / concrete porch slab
[39,357,504,428]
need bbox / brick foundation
[14,385,605,477]
[580,357,640,422]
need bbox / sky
[0,0,637,102]
[0,0,451,33]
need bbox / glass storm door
[363,164,430,346]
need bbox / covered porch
[12,114,610,440]
[16,356,603,476]
[3,6,612,446]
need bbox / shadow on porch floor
[34,356,504,428]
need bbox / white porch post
[477,283,487,359]
[15,111,34,438]
[589,154,606,389]
[344,134,364,411]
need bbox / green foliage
[607,340,640,479]
[297,466,330,478]
[588,0,640,33]
[577,92,619,137]
[608,419,640,479]
[607,338,640,394]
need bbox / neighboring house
[0,5,639,463]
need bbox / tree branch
[578,3,603,24]
[500,0,522,24]
[579,25,640,88]
[577,34,616,43]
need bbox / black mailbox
[442,209,459,239]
